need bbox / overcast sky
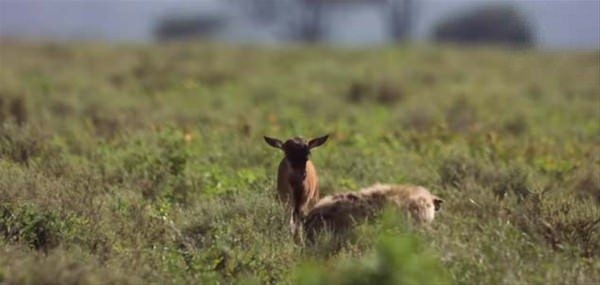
[0,0,598,49]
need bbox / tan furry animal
[264,135,329,236]
[303,183,443,242]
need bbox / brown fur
[264,135,328,237]
[303,183,443,242]
[276,159,320,213]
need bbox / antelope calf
[303,183,443,242]
[264,135,329,237]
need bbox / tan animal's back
[366,184,441,223]
[304,183,443,241]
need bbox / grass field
[0,41,599,284]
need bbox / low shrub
[0,204,75,251]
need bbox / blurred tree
[155,14,225,41]
[433,5,534,46]
[240,0,280,23]
[390,0,415,41]
[295,1,324,42]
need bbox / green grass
[0,41,598,284]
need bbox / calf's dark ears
[308,135,329,149]
[264,136,283,149]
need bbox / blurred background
[1,0,599,50]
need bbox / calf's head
[264,135,329,180]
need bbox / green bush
[0,204,75,251]
[0,42,597,284]
[438,152,532,199]
[297,214,449,285]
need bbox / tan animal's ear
[433,197,444,211]
[264,136,283,149]
[308,134,329,149]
